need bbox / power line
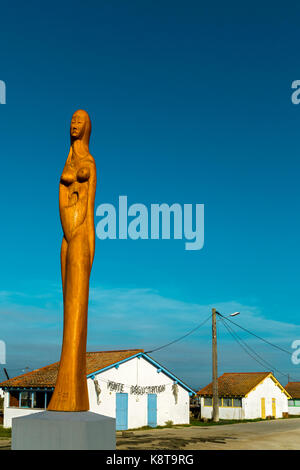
[218,312,292,356]
[219,316,274,370]
[146,314,211,353]
[218,316,293,380]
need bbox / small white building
[0,349,194,429]
[285,382,300,416]
[198,372,291,420]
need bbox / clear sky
[1,0,300,389]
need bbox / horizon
[0,347,290,392]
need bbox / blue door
[147,394,157,427]
[116,393,128,430]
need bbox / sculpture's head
[70,109,91,149]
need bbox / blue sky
[1,0,300,389]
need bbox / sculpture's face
[70,112,86,139]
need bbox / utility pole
[212,308,219,422]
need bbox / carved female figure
[48,110,96,411]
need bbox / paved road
[0,438,10,450]
[1,418,300,450]
[117,418,300,450]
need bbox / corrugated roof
[0,349,144,388]
[197,372,273,397]
[285,382,300,399]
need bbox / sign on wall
[107,380,166,395]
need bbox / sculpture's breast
[61,165,76,186]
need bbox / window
[233,398,242,407]
[204,396,242,407]
[20,391,32,408]
[288,399,300,407]
[9,390,52,409]
[217,397,242,407]
[204,397,212,406]
[223,398,232,407]
[32,392,46,409]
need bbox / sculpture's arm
[59,183,74,242]
[59,159,82,241]
[60,150,74,184]
[86,157,97,268]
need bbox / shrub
[165,420,173,427]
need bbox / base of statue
[12,411,116,450]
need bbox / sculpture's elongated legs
[48,230,91,411]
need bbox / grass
[0,426,11,438]
[125,415,300,432]
[188,417,265,426]
[283,413,300,419]
[123,418,264,432]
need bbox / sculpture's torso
[60,156,90,239]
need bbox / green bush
[0,426,11,438]
[164,420,173,427]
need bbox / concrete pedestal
[12,411,116,450]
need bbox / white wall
[3,356,190,429]
[288,403,300,416]
[88,356,190,429]
[244,377,288,419]
[200,376,289,420]
[3,391,44,427]
[4,406,43,427]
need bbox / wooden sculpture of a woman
[48,110,96,411]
